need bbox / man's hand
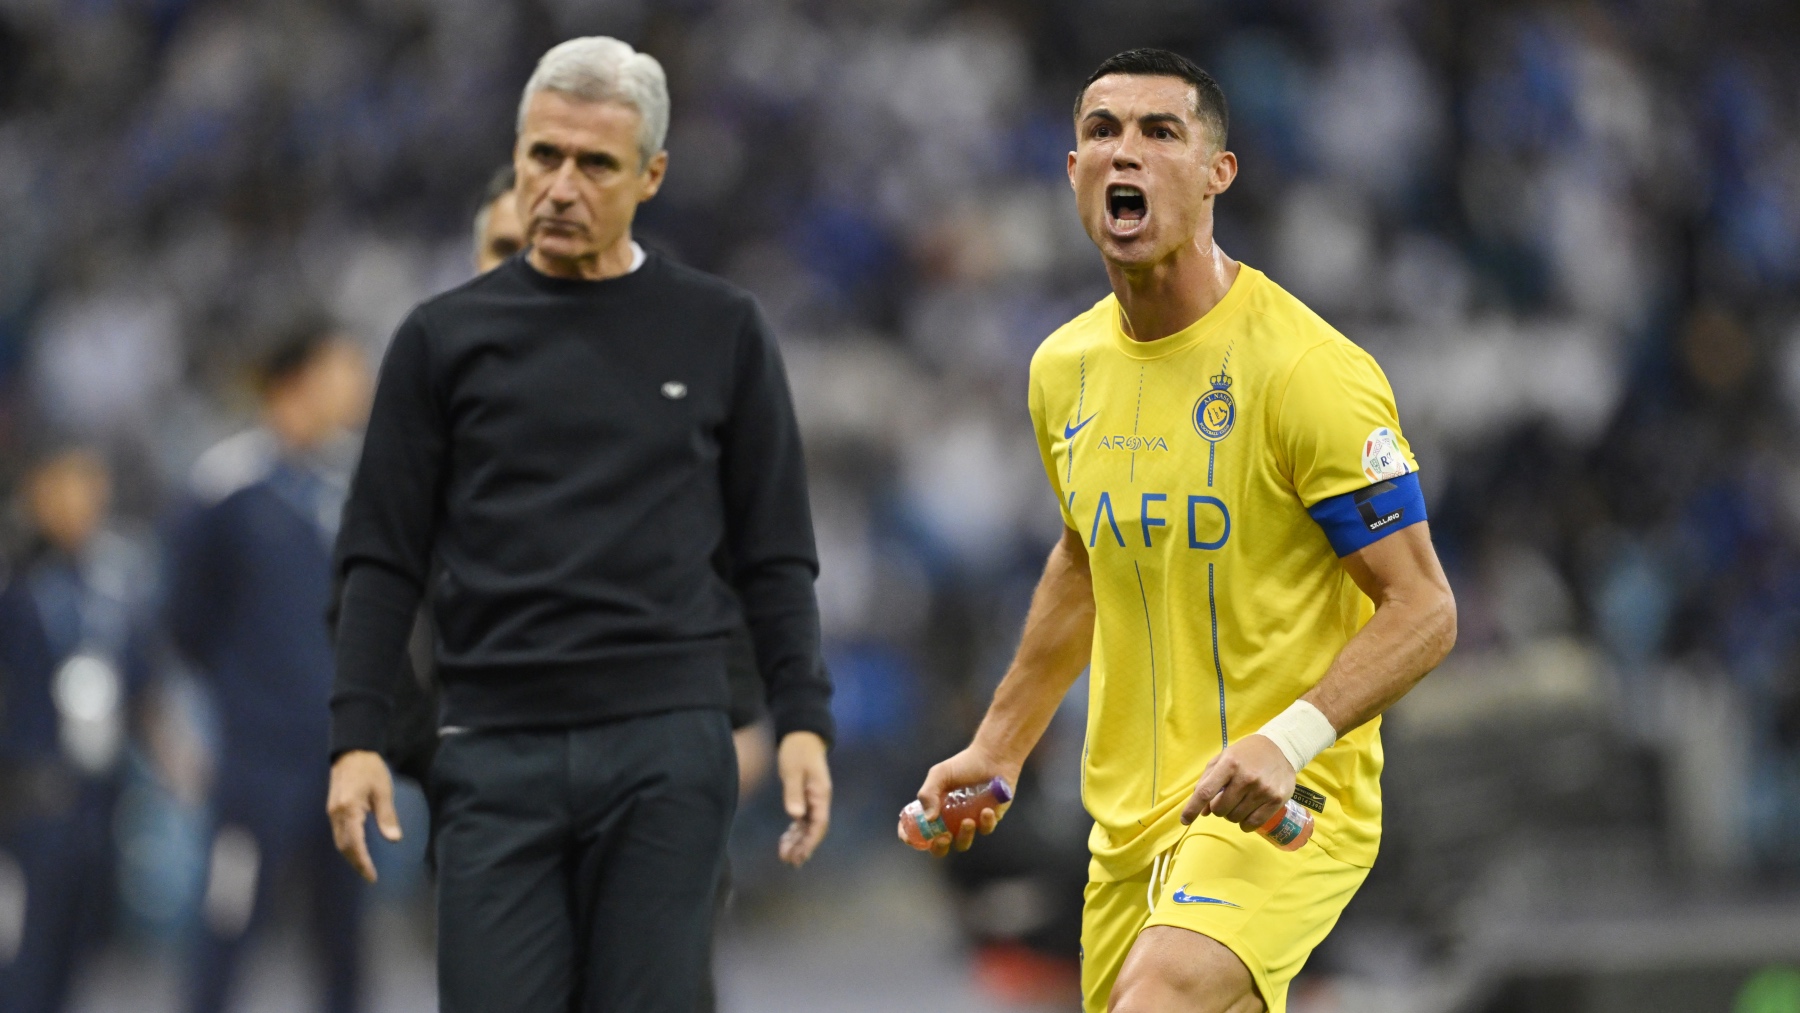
[776,731,831,867]
[1181,734,1295,833]
[913,744,1019,857]
[906,526,1090,858]
[326,749,401,883]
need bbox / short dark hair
[481,164,516,209]
[1074,48,1229,148]
[258,316,341,393]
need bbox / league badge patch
[1362,427,1411,483]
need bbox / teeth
[1112,186,1141,197]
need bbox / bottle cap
[989,776,1013,804]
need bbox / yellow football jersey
[1027,265,1422,881]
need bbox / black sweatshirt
[328,252,832,756]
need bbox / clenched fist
[1180,734,1295,833]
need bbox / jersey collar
[1106,264,1260,360]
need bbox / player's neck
[1108,238,1239,343]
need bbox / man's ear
[1068,150,1079,190]
[640,150,670,201]
[1207,150,1238,198]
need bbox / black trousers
[429,709,736,1013]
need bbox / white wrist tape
[1252,701,1337,773]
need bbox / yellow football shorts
[1080,826,1370,1013]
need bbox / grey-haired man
[324,37,834,1012]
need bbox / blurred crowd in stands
[3,0,1800,1008]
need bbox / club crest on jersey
[1192,357,1236,443]
[1362,427,1411,482]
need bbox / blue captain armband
[1307,472,1427,557]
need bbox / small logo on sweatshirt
[661,381,688,400]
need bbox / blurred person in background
[915,50,1456,1013]
[0,445,148,1013]
[326,38,831,1013]
[472,165,525,274]
[165,322,372,1013]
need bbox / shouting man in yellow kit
[914,48,1457,1013]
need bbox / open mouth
[1107,184,1147,234]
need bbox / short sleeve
[1028,362,1077,531]
[1277,340,1425,556]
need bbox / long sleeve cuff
[329,695,392,759]
[769,671,835,747]
[329,563,423,760]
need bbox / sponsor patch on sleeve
[1362,427,1412,483]
[1307,472,1427,556]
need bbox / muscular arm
[913,525,1094,854]
[1303,522,1457,730]
[1183,521,1457,830]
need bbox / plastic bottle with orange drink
[1255,798,1315,851]
[897,777,1013,850]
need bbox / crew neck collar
[515,241,652,291]
[1107,264,1259,360]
